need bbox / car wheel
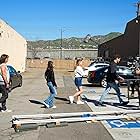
[100,78,107,88]
[8,81,12,92]
[19,81,22,87]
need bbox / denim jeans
[99,82,123,103]
[44,82,57,108]
[75,77,82,90]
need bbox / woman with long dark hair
[44,61,57,108]
[0,54,11,112]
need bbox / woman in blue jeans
[44,61,57,108]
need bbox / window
[8,66,16,74]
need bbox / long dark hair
[112,54,121,60]
[47,61,53,71]
[76,58,83,66]
[0,54,9,64]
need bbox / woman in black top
[44,61,57,108]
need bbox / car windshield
[117,66,132,73]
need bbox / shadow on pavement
[55,96,77,104]
[55,96,69,102]
[82,97,100,106]
[82,96,140,110]
[103,101,140,110]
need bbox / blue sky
[0,0,138,40]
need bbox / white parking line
[82,92,140,140]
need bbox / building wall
[27,48,98,59]
[98,35,125,58]
[123,19,138,57]
[98,17,139,60]
[0,19,27,72]
[26,59,91,70]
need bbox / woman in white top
[0,54,11,112]
[69,58,86,104]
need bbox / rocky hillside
[27,32,122,50]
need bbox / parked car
[83,62,109,76]
[7,65,22,91]
[87,66,134,87]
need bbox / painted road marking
[107,119,140,128]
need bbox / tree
[28,45,45,58]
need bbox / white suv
[83,62,109,76]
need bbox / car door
[8,66,19,88]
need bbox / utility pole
[60,29,63,59]
[60,28,66,59]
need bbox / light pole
[83,34,100,46]
[83,34,104,60]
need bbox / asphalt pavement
[1,68,139,140]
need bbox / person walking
[99,54,129,106]
[69,58,86,104]
[0,54,12,112]
[44,61,57,108]
[130,66,140,98]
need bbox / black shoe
[119,101,129,106]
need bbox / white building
[0,19,27,72]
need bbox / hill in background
[27,32,122,50]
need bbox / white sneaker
[1,109,12,113]
[77,101,84,104]
[43,102,50,108]
[51,105,56,109]
[69,96,74,104]
[76,88,78,91]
